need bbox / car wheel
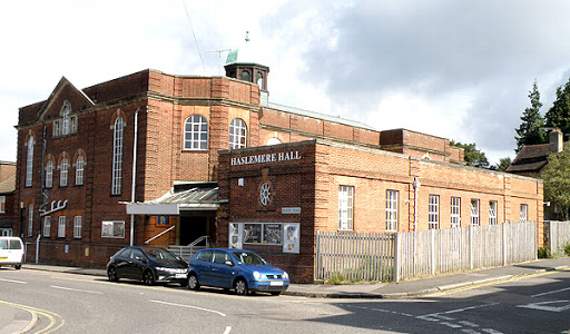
[234,278,249,296]
[143,270,155,286]
[14,264,21,270]
[187,274,200,290]
[270,291,281,296]
[107,266,119,282]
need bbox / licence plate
[269,281,283,286]
[175,274,187,279]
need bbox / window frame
[489,201,498,225]
[101,220,126,239]
[28,205,33,237]
[470,199,480,226]
[43,216,51,237]
[57,216,66,238]
[520,204,529,223]
[241,223,284,246]
[184,115,208,151]
[111,117,125,195]
[428,194,440,229]
[25,136,34,187]
[45,160,54,188]
[385,189,399,231]
[73,216,82,239]
[0,196,5,214]
[229,118,247,149]
[59,158,69,187]
[75,156,85,186]
[450,197,461,228]
[338,185,355,231]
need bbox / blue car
[187,248,289,296]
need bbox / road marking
[517,300,570,313]
[0,299,65,334]
[481,329,504,334]
[149,299,227,317]
[459,320,479,327]
[50,285,103,295]
[461,329,481,334]
[441,321,462,328]
[223,326,232,334]
[442,303,499,315]
[0,277,27,284]
[531,287,570,298]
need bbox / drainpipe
[130,108,139,246]
[35,233,41,264]
[412,177,421,231]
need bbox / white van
[0,237,24,270]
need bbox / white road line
[441,303,499,315]
[223,326,232,334]
[459,320,480,327]
[461,329,482,334]
[441,321,462,329]
[149,300,226,317]
[0,278,27,284]
[531,287,570,298]
[481,329,504,334]
[50,285,103,295]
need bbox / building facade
[15,58,543,282]
[0,161,16,236]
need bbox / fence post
[469,225,474,270]
[430,229,436,275]
[502,222,507,266]
[315,232,320,281]
[394,233,401,282]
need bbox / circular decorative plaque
[259,182,272,206]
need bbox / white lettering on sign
[281,207,301,215]
[230,151,302,166]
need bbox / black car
[106,246,188,286]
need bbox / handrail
[144,225,176,245]
[187,235,209,247]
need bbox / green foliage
[542,145,570,220]
[564,243,570,257]
[515,81,547,152]
[451,141,490,168]
[545,76,570,135]
[325,272,346,285]
[537,246,551,259]
[493,157,512,171]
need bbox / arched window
[229,118,247,149]
[240,70,251,82]
[256,72,264,88]
[75,156,85,186]
[59,158,69,187]
[184,115,208,150]
[25,136,34,187]
[61,101,72,136]
[266,137,282,145]
[111,117,125,195]
[45,160,54,188]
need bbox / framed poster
[228,223,243,249]
[283,223,300,254]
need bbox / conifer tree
[545,76,570,136]
[515,81,546,153]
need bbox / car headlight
[253,271,263,281]
[282,272,289,280]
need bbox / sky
[1,0,570,164]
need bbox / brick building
[0,161,17,236]
[15,54,543,281]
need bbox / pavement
[0,302,35,334]
[21,257,570,299]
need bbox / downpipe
[35,233,41,264]
[130,108,140,246]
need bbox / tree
[545,76,570,136]
[515,81,546,152]
[451,141,489,168]
[493,157,512,171]
[542,145,570,220]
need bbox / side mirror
[225,260,234,267]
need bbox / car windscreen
[143,248,178,262]
[232,251,267,265]
[0,240,7,250]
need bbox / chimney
[549,128,563,153]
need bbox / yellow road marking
[0,299,64,333]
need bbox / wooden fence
[314,232,396,282]
[546,221,570,255]
[314,222,537,282]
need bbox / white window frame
[59,158,69,187]
[53,120,60,137]
[0,196,5,214]
[229,118,247,149]
[43,216,51,237]
[28,205,33,237]
[489,201,498,225]
[58,216,66,238]
[73,216,82,239]
[184,115,208,150]
[111,117,125,195]
[101,221,126,238]
[428,194,440,229]
[450,197,461,228]
[45,160,54,188]
[520,204,529,223]
[470,199,480,226]
[61,101,72,136]
[75,156,85,186]
[386,190,399,231]
[26,136,34,187]
[338,185,354,230]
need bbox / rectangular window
[338,185,354,230]
[26,138,34,187]
[156,216,169,225]
[520,204,529,223]
[58,216,66,238]
[242,223,283,245]
[53,120,60,137]
[489,201,498,225]
[70,116,78,134]
[73,216,82,239]
[470,199,480,226]
[428,195,440,229]
[101,221,125,238]
[0,196,5,214]
[75,158,84,186]
[60,159,69,187]
[386,190,399,231]
[450,197,461,228]
[43,216,51,237]
[28,205,33,236]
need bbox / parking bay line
[149,299,227,317]
[223,326,232,334]
[531,287,570,298]
[0,277,27,284]
[50,285,103,295]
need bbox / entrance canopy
[126,182,219,215]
